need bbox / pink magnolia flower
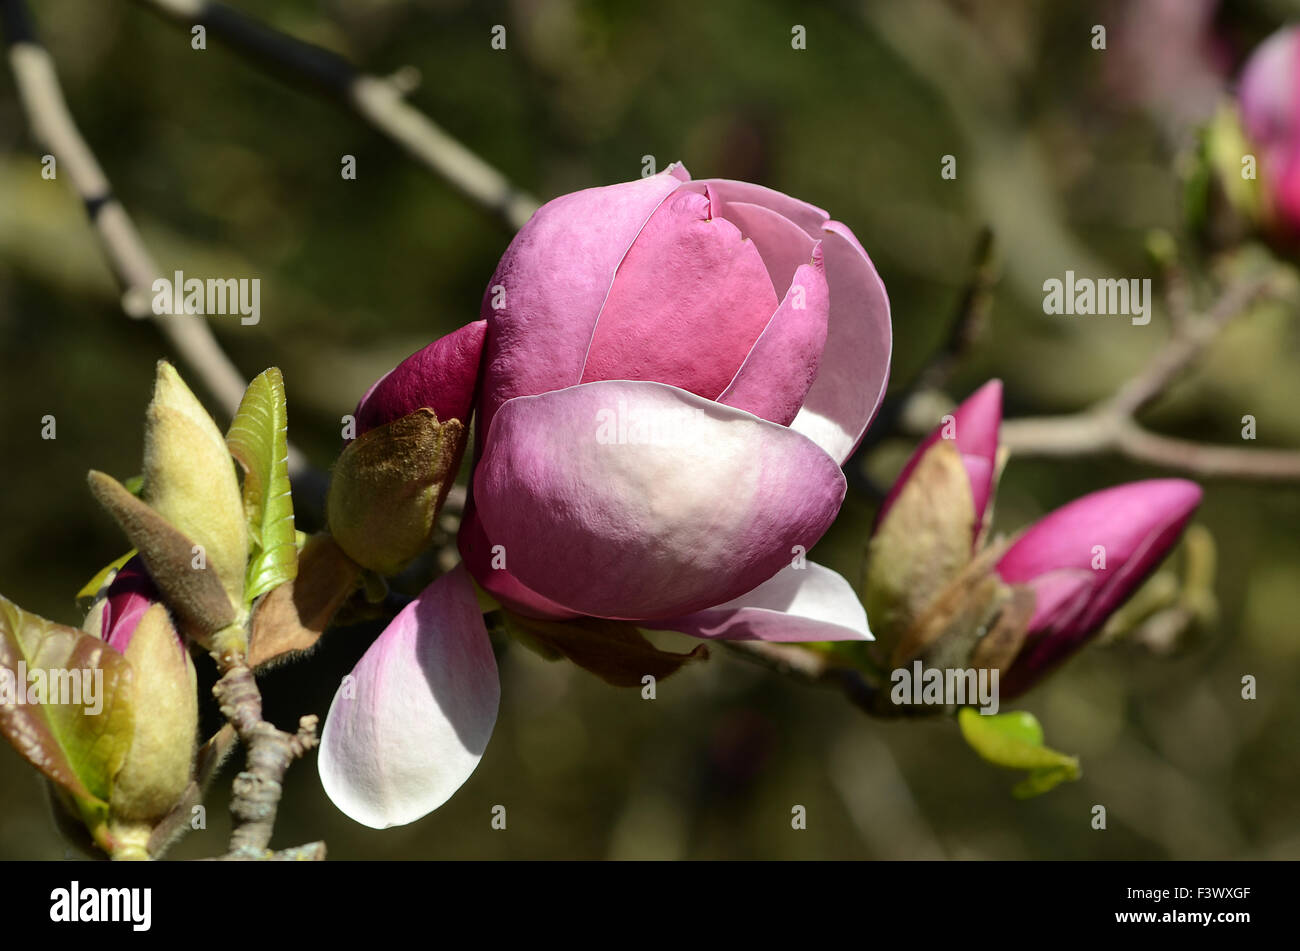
[1238,24,1300,231]
[319,164,892,827]
[997,479,1203,697]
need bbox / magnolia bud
[108,602,198,829]
[327,321,485,575]
[866,381,1003,660]
[864,439,977,659]
[143,361,248,607]
[996,479,1202,696]
[327,409,466,575]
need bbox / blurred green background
[2,0,1298,859]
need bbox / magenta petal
[877,379,1003,530]
[478,167,690,441]
[580,189,779,400]
[456,497,581,620]
[788,221,892,464]
[648,561,870,642]
[717,249,830,425]
[102,556,158,653]
[1019,568,1096,634]
[473,380,847,620]
[317,565,499,829]
[354,319,487,436]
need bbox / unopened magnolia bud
[327,409,466,575]
[143,361,248,607]
[108,603,198,824]
[996,479,1202,696]
[864,439,976,658]
[866,381,1004,661]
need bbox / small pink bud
[877,379,1002,536]
[996,479,1202,695]
[1238,24,1300,232]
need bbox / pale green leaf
[1013,765,1079,799]
[226,367,297,603]
[958,707,1081,798]
[75,549,137,603]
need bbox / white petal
[318,565,499,829]
[648,561,872,642]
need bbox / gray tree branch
[0,0,322,485]
[209,639,322,860]
[131,0,541,230]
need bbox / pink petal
[648,561,871,642]
[457,496,581,620]
[478,166,690,443]
[997,479,1202,695]
[788,221,892,464]
[1238,26,1300,153]
[580,189,779,400]
[102,555,159,653]
[317,565,500,829]
[1237,27,1300,232]
[877,379,1003,531]
[472,380,847,620]
[696,178,831,237]
[708,198,819,299]
[354,320,487,436]
[1018,568,1096,634]
[717,248,830,425]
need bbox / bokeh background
[2,0,1298,859]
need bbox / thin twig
[0,0,324,491]
[2,0,333,520]
[130,0,540,230]
[905,269,1300,481]
[1102,271,1273,419]
[211,841,326,861]
[998,413,1300,480]
[210,640,321,860]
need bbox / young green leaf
[75,549,137,604]
[0,594,135,835]
[957,707,1081,798]
[226,367,297,603]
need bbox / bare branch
[131,0,541,230]
[1102,271,1274,418]
[906,269,1300,482]
[2,0,328,501]
[209,640,321,860]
